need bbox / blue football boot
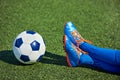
[64,21,92,47]
[63,34,83,67]
[63,35,94,67]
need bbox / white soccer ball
[13,30,46,64]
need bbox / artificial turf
[0,0,120,80]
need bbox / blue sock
[80,42,120,66]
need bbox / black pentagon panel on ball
[30,40,40,51]
[15,38,23,48]
[26,30,36,35]
[20,55,30,62]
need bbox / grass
[0,0,120,80]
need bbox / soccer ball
[13,30,46,64]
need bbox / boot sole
[63,35,72,67]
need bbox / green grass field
[0,0,120,80]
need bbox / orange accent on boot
[76,39,92,54]
[77,47,88,54]
[84,40,93,44]
[63,35,72,67]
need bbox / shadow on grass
[0,50,119,75]
[0,50,67,66]
[0,50,21,65]
[41,51,67,66]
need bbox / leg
[92,58,120,73]
[80,42,120,66]
[80,54,120,73]
[63,34,120,73]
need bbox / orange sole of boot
[63,35,72,67]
